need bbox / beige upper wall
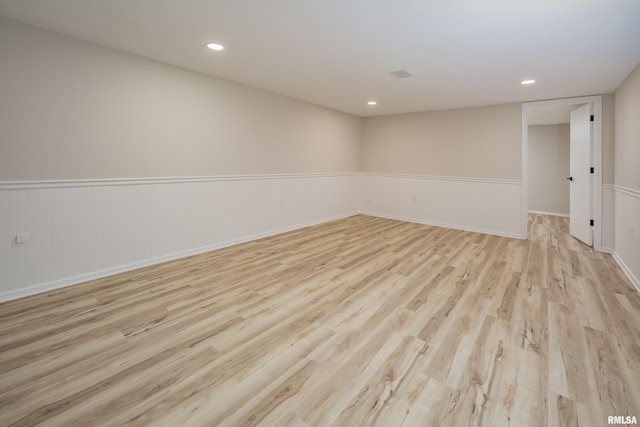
[614,62,640,190]
[0,17,624,184]
[602,93,615,185]
[361,103,522,179]
[0,18,361,180]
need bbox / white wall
[0,18,362,301]
[361,103,523,238]
[527,125,570,216]
[0,17,361,179]
[601,94,615,251]
[1,17,633,301]
[613,62,640,291]
[362,103,522,179]
[0,174,359,301]
[361,174,521,238]
[612,187,640,291]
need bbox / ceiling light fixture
[367,101,377,106]
[520,79,536,85]
[206,43,224,51]
[390,69,413,79]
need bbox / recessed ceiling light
[389,69,413,79]
[206,43,224,51]
[367,101,377,106]
[520,79,536,85]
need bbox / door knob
[566,177,573,181]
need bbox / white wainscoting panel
[612,184,640,292]
[601,184,615,252]
[360,173,523,239]
[8,172,627,302]
[0,173,359,301]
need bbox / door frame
[521,95,603,250]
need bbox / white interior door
[569,104,592,246]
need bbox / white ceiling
[1,0,639,117]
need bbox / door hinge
[590,167,594,174]
[590,115,594,122]
[590,219,594,226]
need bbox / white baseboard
[527,210,570,218]
[0,212,357,302]
[611,251,640,295]
[360,211,524,240]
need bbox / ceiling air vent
[389,69,413,79]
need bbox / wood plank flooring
[1,214,639,426]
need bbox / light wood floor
[1,214,639,426]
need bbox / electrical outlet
[15,233,28,244]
